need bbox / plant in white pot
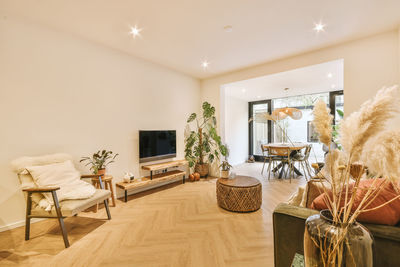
[219,160,232,178]
[185,102,228,177]
[80,150,119,175]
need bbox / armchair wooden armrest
[81,174,104,179]
[23,187,60,193]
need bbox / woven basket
[195,163,209,177]
[216,177,262,212]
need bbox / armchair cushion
[11,153,73,174]
[11,153,74,207]
[31,189,111,217]
[26,160,95,210]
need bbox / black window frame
[248,90,343,161]
[248,99,272,161]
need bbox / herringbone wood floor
[0,163,305,267]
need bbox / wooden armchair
[12,154,112,248]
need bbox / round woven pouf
[216,176,262,212]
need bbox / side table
[91,175,116,211]
[216,176,262,212]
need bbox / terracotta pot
[194,172,200,181]
[96,168,106,176]
[195,163,209,178]
[220,170,229,178]
[189,174,195,182]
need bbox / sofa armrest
[23,187,60,193]
[274,202,319,219]
[363,223,400,242]
[273,203,319,267]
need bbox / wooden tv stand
[116,159,188,202]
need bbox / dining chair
[291,145,312,180]
[261,145,269,174]
[261,145,282,175]
[268,146,293,182]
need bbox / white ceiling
[2,1,400,79]
[224,59,344,101]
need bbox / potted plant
[185,102,228,177]
[80,150,119,175]
[219,160,232,178]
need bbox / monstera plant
[185,102,227,177]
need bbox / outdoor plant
[185,101,228,168]
[80,150,119,174]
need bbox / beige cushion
[287,186,305,206]
[12,153,74,206]
[11,153,73,175]
[31,189,111,217]
[300,178,330,208]
[26,160,96,208]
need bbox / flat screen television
[139,130,176,163]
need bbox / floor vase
[304,210,373,267]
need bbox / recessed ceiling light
[201,60,209,69]
[327,73,333,78]
[313,23,325,32]
[223,25,233,32]
[257,96,261,99]
[241,88,246,93]
[331,84,336,89]
[130,25,142,38]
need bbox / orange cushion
[311,178,400,226]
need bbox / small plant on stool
[219,160,232,178]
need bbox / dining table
[262,142,308,178]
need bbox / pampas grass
[308,85,400,266]
[313,100,333,147]
[362,130,400,182]
[340,85,400,162]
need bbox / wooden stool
[91,175,116,212]
[216,176,262,212]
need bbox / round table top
[217,176,261,188]
[262,142,308,151]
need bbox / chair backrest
[303,145,312,160]
[261,144,268,154]
[269,146,290,157]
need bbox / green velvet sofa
[273,203,400,267]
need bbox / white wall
[201,30,400,124]
[0,17,200,230]
[224,93,248,165]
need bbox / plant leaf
[187,113,197,123]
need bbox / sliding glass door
[249,91,343,162]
